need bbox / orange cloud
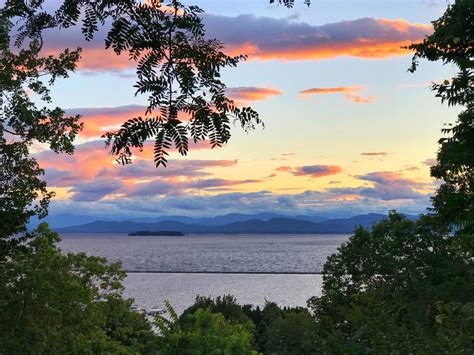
[345,92,375,103]
[224,40,418,60]
[226,87,283,102]
[205,16,432,61]
[65,105,193,139]
[37,141,114,182]
[75,49,133,71]
[37,138,219,185]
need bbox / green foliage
[308,213,474,353]
[264,310,317,355]
[246,302,317,354]
[155,303,257,354]
[180,295,252,327]
[0,224,157,354]
[0,142,51,237]
[180,295,317,354]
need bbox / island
[128,231,185,236]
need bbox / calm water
[60,233,349,312]
[123,273,323,314]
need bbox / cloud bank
[41,14,432,72]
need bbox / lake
[60,233,349,313]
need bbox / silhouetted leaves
[409,0,473,234]
[5,1,263,168]
[270,0,311,7]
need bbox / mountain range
[51,212,419,234]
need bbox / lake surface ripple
[59,233,349,273]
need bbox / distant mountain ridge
[54,213,419,234]
[31,212,328,229]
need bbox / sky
[31,0,460,218]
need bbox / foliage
[308,213,474,353]
[180,295,317,354]
[246,303,317,354]
[100,1,262,166]
[263,310,317,355]
[179,294,252,327]
[155,302,257,354]
[0,224,157,354]
[408,0,473,235]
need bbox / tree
[0,224,158,354]
[308,213,474,353]
[155,301,257,354]
[408,0,473,236]
[179,295,252,328]
[0,7,82,237]
[264,310,317,355]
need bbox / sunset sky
[35,0,459,219]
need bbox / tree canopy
[0,224,157,353]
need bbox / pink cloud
[37,139,228,186]
[278,165,342,178]
[65,105,147,138]
[422,158,437,166]
[299,86,374,103]
[328,171,433,201]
